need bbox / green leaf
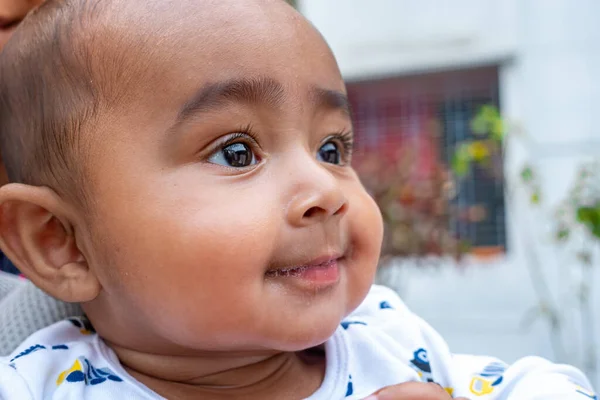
[577,206,599,224]
[452,156,469,177]
[521,166,534,183]
[556,228,570,241]
[471,115,489,136]
[471,105,503,139]
[576,205,600,239]
[490,118,505,141]
[452,144,472,177]
[593,226,600,240]
[531,191,541,205]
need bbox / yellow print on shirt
[574,383,597,399]
[57,356,123,387]
[469,362,506,396]
[57,359,83,386]
[68,317,95,335]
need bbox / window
[347,66,506,249]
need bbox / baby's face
[79,0,383,353]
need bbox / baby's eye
[317,141,342,165]
[208,142,258,168]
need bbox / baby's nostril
[334,202,348,216]
[303,206,324,219]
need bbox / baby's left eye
[317,141,342,165]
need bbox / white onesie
[0,285,595,399]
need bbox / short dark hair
[0,0,105,206]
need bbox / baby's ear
[0,183,100,303]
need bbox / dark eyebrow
[177,77,286,122]
[310,87,351,116]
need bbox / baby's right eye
[208,142,259,168]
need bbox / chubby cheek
[344,186,383,315]
[91,184,281,342]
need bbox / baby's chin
[273,289,372,352]
[263,305,357,353]
[267,322,342,353]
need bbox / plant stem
[505,186,567,362]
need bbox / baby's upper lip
[301,253,344,268]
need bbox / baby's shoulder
[4,317,92,354]
[4,317,101,367]
[0,318,132,399]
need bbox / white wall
[300,0,518,79]
[379,258,555,363]
[300,0,600,383]
[498,0,600,381]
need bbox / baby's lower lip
[266,258,341,288]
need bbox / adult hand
[363,382,470,400]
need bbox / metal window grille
[347,66,506,249]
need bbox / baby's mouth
[264,253,345,292]
[265,258,339,278]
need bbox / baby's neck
[108,341,326,400]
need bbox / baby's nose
[285,182,348,227]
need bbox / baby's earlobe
[55,260,101,303]
[0,183,100,302]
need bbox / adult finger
[363,382,456,399]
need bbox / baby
[0,0,594,399]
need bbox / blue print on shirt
[68,317,95,335]
[379,301,394,310]
[479,362,505,386]
[10,344,46,363]
[575,388,597,399]
[569,378,596,399]
[410,348,434,383]
[469,361,507,396]
[57,356,123,387]
[341,321,367,330]
[345,375,354,397]
[10,343,72,365]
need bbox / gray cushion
[0,272,22,301]
[0,273,82,356]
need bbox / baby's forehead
[91,0,314,67]
[85,0,341,121]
